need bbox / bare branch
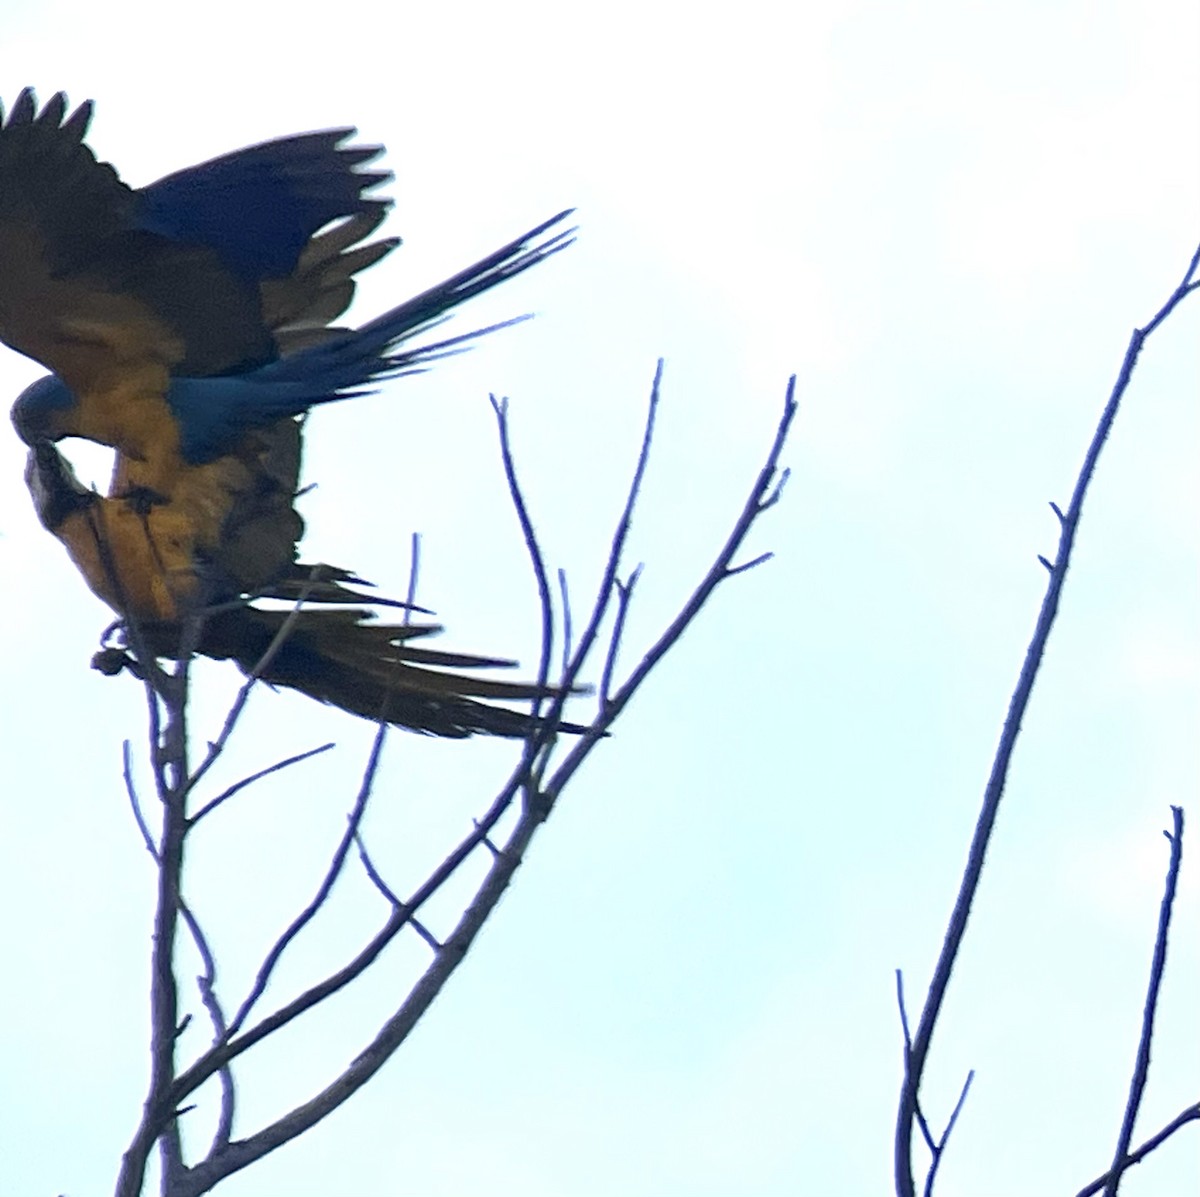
[175,896,236,1156]
[189,743,336,827]
[897,969,973,1185]
[123,740,158,862]
[559,360,663,693]
[489,392,556,698]
[896,972,937,1154]
[1075,1101,1200,1197]
[403,532,421,621]
[119,364,797,1194]
[599,567,642,708]
[923,1071,974,1197]
[115,676,190,1197]
[353,834,443,949]
[354,833,404,908]
[1101,806,1185,1197]
[226,723,387,1037]
[543,375,797,804]
[169,753,532,1105]
[182,570,326,802]
[179,797,545,1193]
[893,243,1200,1197]
[557,568,573,674]
[725,550,774,577]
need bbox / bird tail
[198,606,589,739]
[213,210,576,422]
[253,561,428,612]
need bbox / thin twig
[896,972,938,1154]
[545,375,797,803]
[175,895,236,1156]
[180,792,547,1193]
[488,393,579,815]
[497,359,668,781]
[172,759,523,1101]
[182,570,325,801]
[1101,807,1185,1197]
[897,973,975,1192]
[354,838,442,950]
[123,741,158,862]
[558,568,573,673]
[189,743,336,826]
[1075,1101,1200,1197]
[599,568,641,708]
[226,723,387,1037]
[893,243,1200,1197]
[923,1071,974,1197]
[560,361,662,696]
[355,833,404,907]
[404,532,420,624]
[490,394,556,709]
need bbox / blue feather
[169,209,575,463]
[134,130,391,281]
[9,210,575,463]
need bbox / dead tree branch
[894,241,1200,1197]
[107,365,795,1196]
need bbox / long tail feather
[169,210,575,461]
[199,606,589,739]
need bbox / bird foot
[116,484,168,516]
[92,647,144,680]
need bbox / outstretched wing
[0,87,393,403]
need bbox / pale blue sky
[0,2,1196,1194]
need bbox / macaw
[8,88,581,736]
[27,440,585,739]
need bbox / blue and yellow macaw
[26,440,582,738]
[7,88,581,737]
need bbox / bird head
[11,374,79,445]
[24,438,96,532]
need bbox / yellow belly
[56,498,201,622]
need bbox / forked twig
[1075,1101,1200,1197]
[148,367,796,1194]
[895,969,974,1193]
[893,242,1200,1197]
[224,723,387,1038]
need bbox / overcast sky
[0,1,1197,1194]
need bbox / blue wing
[135,127,391,283]
[0,87,393,390]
